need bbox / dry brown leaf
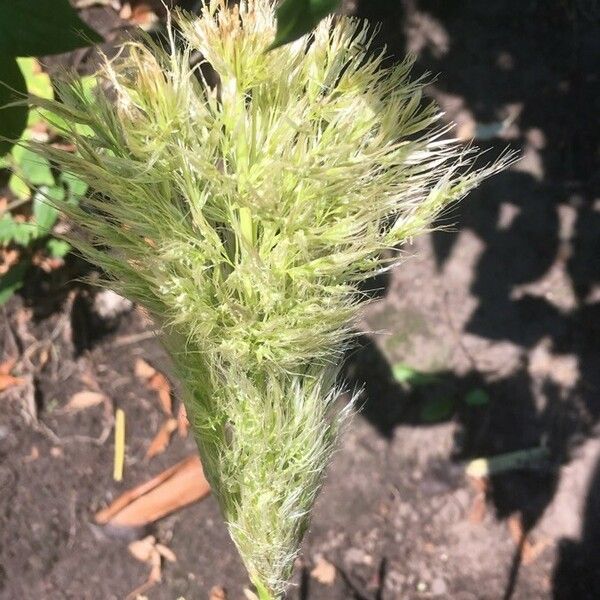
[155,543,176,563]
[210,585,228,600]
[126,535,177,600]
[135,358,173,415]
[134,358,156,380]
[95,454,210,527]
[32,252,64,273]
[0,249,20,276]
[310,557,336,585]
[145,418,178,459]
[508,513,525,544]
[522,537,549,566]
[63,391,107,413]
[177,402,189,438]
[129,535,156,563]
[120,1,160,29]
[0,373,24,392]
[506,513,547,565]
[148,372,172,415]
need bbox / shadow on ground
[349,0,600,598]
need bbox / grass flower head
[26,1,508,596]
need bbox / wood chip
[310,557,336,585]
[145,418,178,459]
[62,391,107,413]
[95,455,210,527]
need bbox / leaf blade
[0,0,103,57]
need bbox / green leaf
[0,213,37,246]
[465,388,490,407]
[0,214,17,245]
[13,146,55,187]
[13,225,36,246]
[33,186,64,234]
[61,171,88,202]
[18,58,53,100]
[18,57,54,127]
[0,261,28,305]
[420,397,455,423]
[268,0,340,50]
[8,173,30,200]
[0,55,28,155]
[392,363,438,387]
[46,238,71,259]
[0,0,103,57]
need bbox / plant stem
[253,577,276,600]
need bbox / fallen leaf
[95,455,210,527]
[522,537,550,566]
[120,1,160,29]
[129,535,157,563]
[0,373,24,392]
[177,402,189,438]
[62,391,107,413]
[0,248,20,276]
[134,358,156,380]
[126,535,176,600]
[145,418,178,459]
[210,586,228,600]
[507,513,546,565]
[155,543,176,562]
[148,372,172,415]
[135,359,173,415]
[311,557,336,585]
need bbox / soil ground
[1,1,599,599]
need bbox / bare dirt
[1,1,599,599]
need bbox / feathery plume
[25,1,508,596]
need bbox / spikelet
[25,1,508,596]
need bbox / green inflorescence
[25,1,509,596]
